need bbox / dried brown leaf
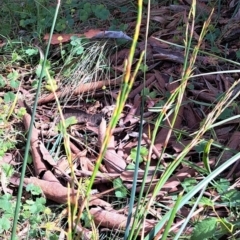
[183,104,200,129]
[190,90,216,102]
[39,142,57,166]
[44,29,102,45]
[98,119,126,172]
[90,207,156,233]
[38,77,123,105]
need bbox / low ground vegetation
[1,0,240,239]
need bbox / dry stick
[38,76,123,105]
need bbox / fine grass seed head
[58,39,114,104]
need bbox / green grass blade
[145,152,240,239]
[83,2,144,231]
[203,139,214,173]
[126,0,152,238]
[161,192,183,240]
[173,185,207,240]
[10,1,61,239]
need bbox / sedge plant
[143,2,240,239]
[125,0,234,239]
[125,1,203,238]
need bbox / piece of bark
[38,77,123,105]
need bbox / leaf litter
[3,0,240,238]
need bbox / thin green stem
[82,0,144,228]
[127,13,151,238]
[10,1,61,239]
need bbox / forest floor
[1,0,240,239]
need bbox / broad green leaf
[44,207,52,215]
[64,116,78,127]
[221,189,240,203]
[113,178,127,198]
[27,155,33,164]
[0,194,13,212]
[181,178,197,193]
[236,49,240,59]
[0,216,11,233]
[11,52,22,62]
[56,116,78,132]
[79,11,90,21]
[81,211,92,228]
[10,79,20,89]
[1,163,14,177]
[139,63,148,73]
[75,46,84,55]
[191,218,217,240]
[218,218,234,233]
[17,107,27,118]
[45,79,58,92]
[93,4,110,20]
[4,92,15,103]
[126,163,135,170]
[7,70,18,81]
[25,197,46,215]
[25,48,38,56]
[70,36,82,46]
[35,60,52,78]
[26,183,42,195]
[140,146,148,156]
[120,6,128,13]
[31,79,38,88]
[199,196,214,207]
[130,146,149,163]
[194,141,205,153]
[0,75,6,88]
[149,91,157,99]
[215,178,230,194]
[55,19,66,31]
[218,108,233,120]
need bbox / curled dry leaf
[38,77,123,105]
[19,101,48,176]
[70,141,94,171]
[90,207,156,234]
[98,118,126,173]
[183,104,200,129]
[11,174,113,211]
[39,142,57,167]
[44,29,102,45]
[190,90,216,102]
